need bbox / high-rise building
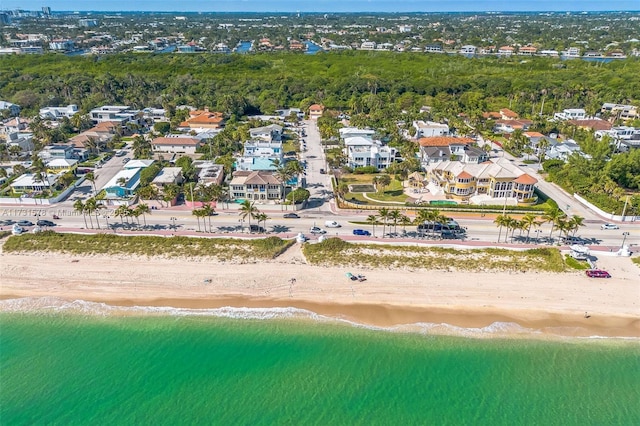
[42,7,52,16]
[0,12,11,25]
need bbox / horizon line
[5,9,640,14]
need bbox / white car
[325,221,341,228]
[601,223,619,230]
[310,227,327,235]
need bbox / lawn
[340,174,408,204]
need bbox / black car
[37,220,56,227]
[283,213,300,219]
[17,220,34,227]
[249,224,266,233]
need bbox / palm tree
[192,208,203,232]
[415,209,433,238]
[239,200,258,232]
[202,204,215,232]
[73,199,88,228]
[399,214,412,235]
[255,212,269,233]
[135,203,151,227]
[378,207,390,237]
[84,197,97,229]
[366,214,378,237]
[114,205,130,227]
[520,213,538,243]
[494,214,509,243]
[569,215,585,237]
[389,209,402,235]
[85,172,97,196]
[543,206,565,243]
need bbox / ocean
[1,301,639,425]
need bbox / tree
[543,206,565,243]
[85,172,97,196]
[399,214,412,235]
[202,203,215,232]
[73,199,88,228]
[192,208,203,232]
[84,197,98,229]
[568,215,585,237]
[114,205,130,226]
[366,214,378,237]
[494,214,509,243]
[255,212,269,233]
[135,203,151,227]
[378,207,390,237]
[374,174,391,193]
[389,209,402,235]
[520,213,538,243]
[239,200,258,232]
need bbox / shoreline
[1,248,639,339]
[2,294,638,339]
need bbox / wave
[1,297,636,341]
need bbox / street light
[534,229,542,244]
[621,232,630,248]
[170,216,177,229]
[103,215,110,229]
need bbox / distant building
[0,101,20,117]
[151,136,202,154]
[89,105,140,125]
[178,108,225,130]
[554,108,587,121]
[236,140,283,172]
[418,136,484,166]
[39,104,78,120]
[308,104,325,120]
[413,120,449,138]
[49,39,74,51]
[601,103,639,121]
[151,167,183,187]
[344,135,397,170]
[79,19,98,27]
[459,45,476,55]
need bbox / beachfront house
[413,121,450,139]
[10,173,58,194]
[103,168,143,201]
[235,140,284,172]
[426,158,537,204]
[344,135,396,170]
[229,171,284,201]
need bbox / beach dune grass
[303,238,567,272]
[2,232,293,261]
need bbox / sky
[1,1,639,13]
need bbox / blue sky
[2,1,639,12]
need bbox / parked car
[352,229,371,236]
[17,220,34,227]
[310,226,327,235]
[585,269,611,278]
[122,158,130,164]
[36,220,56,227]
[601,223,619,230]
[115,150,126,157]
[325,220,341,228]
[249,224,266,233]
[283,213,300,219]
[319,168,326,174]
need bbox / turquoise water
[1,312,639,425]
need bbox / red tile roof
[418,136,475,147]
[152,137,200,146]
[457,171,473,179]
[514,174,538,185]
[567,119,612,131]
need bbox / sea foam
[1,297,634,340]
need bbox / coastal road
[299,119,333,212]
[2,206,637,249]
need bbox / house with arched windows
[426,158,537,205]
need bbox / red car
[585,269,611,278]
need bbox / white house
[0,101,20,116]
[459,45,476,55]
[413,120,449,138]
[249,124,283,142]
[344,136,397,170]
[554,108,587,121]
[151,136,202,154]
[89,105,140,125]
[338,127,376,140]
[39,104,78,120]
[236,140,284,172]
[10,173,58,193]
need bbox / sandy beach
[1,243,639,338]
